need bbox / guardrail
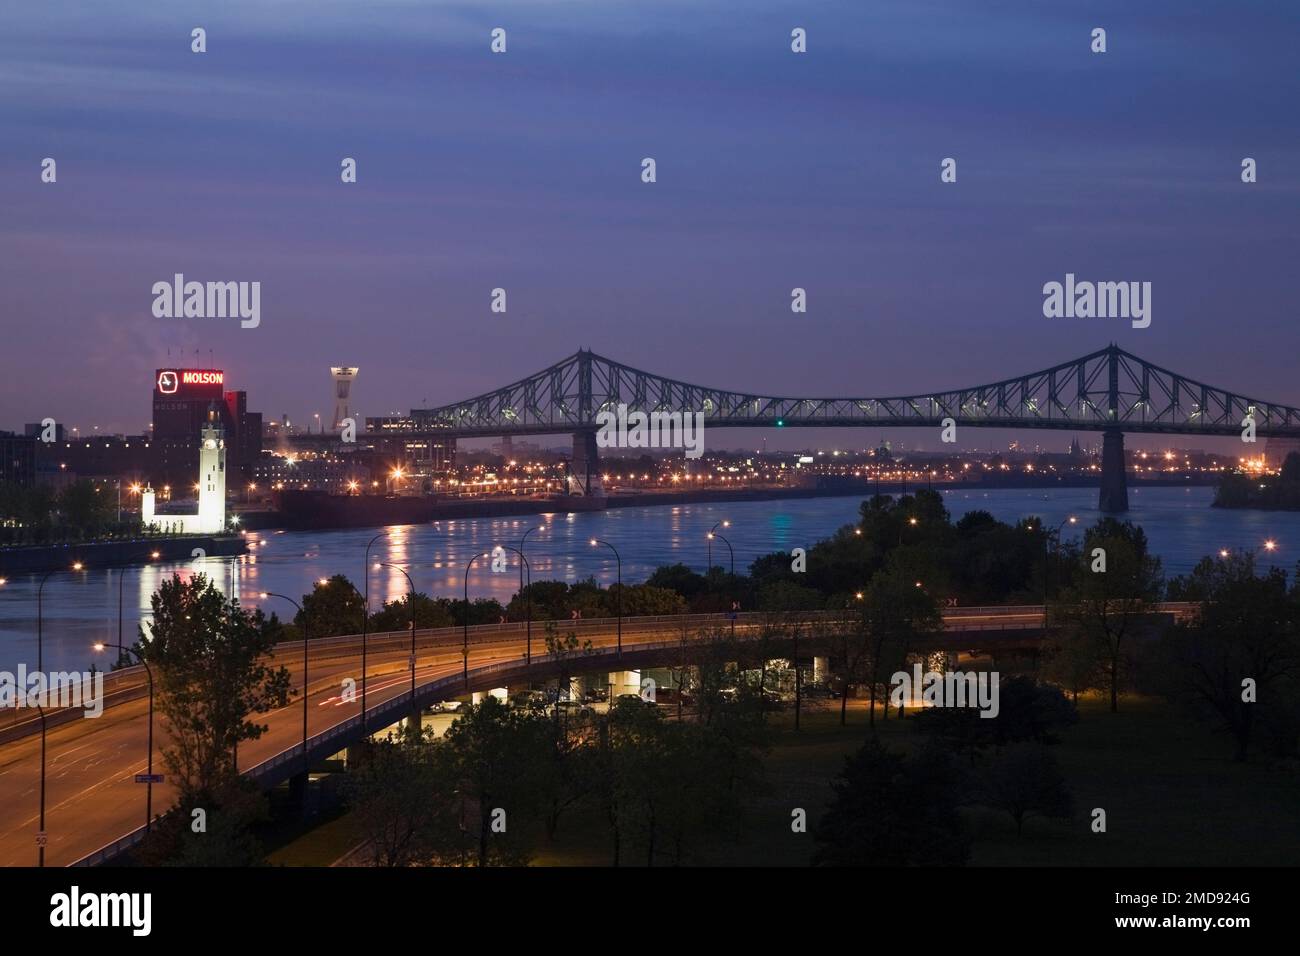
[72,826,149,868]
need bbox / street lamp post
[377,563,419,720]
[94,641,155,832]
[1044,516,1078,606]
[494,545,533,681]
[590,538,622,656]
[260,592,310,772]
[463,551,492,687]
[708,531,735,575]
[520,525,543,680]
[360,530,388,730]
[115,555,160,672]
[36,561,85,865]
[708,520,730,571]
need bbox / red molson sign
[156,369,224,396]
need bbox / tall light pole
[260,592,310,772]
[708,531,734,575]
[463,551,492,687]
[36,561,86,865]
[360,530,388,731]
[590,538,622,656]
[377,563,419,719]
[94,641,155,832]
[520,525,543,680]
[708,519,730,571]
[494,545,533,682]
[1045,516,1078,606]
[116,555,161,671]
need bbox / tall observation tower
[330,367,359,431]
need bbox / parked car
[614,693,655,708]
[583,687,609,703]
[438,699,465,713]
[550,699,594,718]
[509,690,547,711]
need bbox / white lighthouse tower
[196,421,227,533]
[139,416,227,535]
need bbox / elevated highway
[0,604,1194,867]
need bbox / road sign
[36,832,47,847]
[134,773,164,784]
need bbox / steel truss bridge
[365,345,1299,512]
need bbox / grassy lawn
[265,810,361,867]
[269,695,1300,866]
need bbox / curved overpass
[0,605,1190,867]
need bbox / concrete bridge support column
[813,656,829,684]
[345,742,368,768]
[1099,427,1129,513]
[571,430,600,497]
[289,770,311,818]
[608,670,641,698]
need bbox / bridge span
[341,345,1300,512]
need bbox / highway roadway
[0,605,1162,867]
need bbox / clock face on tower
[204,439,217,450]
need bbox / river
[3,486,1297,672]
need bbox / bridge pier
[288,769,313,819]
[813,656,829,684]
[1099,427,1129,513]
[609,670,641,699]
[570,430,602,497]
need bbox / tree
[1040,626,1101,704]
[977,742,1073,836]
[1051,519,1163,712]
[297,574,365,638]
[56,480,112,537]
[989,676,1079,747]
[600,696,762,866]
[813,738,968,865]
[612,583,688,617]
[537,622,598,838]
[861,561,943,726]
[441,697,547,866]
[344,733,464,866]
[137,780,270,867]
[137,573,292,802]
[368,592,456,632]
[1159,551,1300,761]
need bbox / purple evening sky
[1,0,1297,452]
